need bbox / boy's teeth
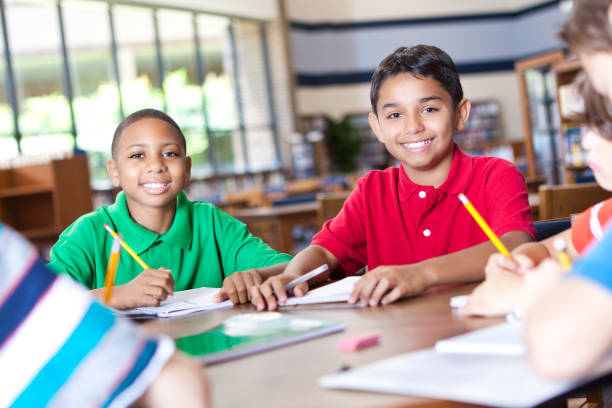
[143,183,167,188]
[403,139,431,149]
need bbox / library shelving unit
[515,49,565,185]
[0,154,93,253]
[345,113,393,171]
[553,58,591,184]
[453,99,524,165]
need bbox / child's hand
[460,270,525,317]
[485,253,534,276]
[110,267,175,310]
[518,258,565,317]
[348,265,430,306]
[249,273,306,311]
[212,269,264,304]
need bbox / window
[232,20,279,172]
[6,0,73,155]
[158,9,210,176]
[0,13,17,159]
[114,5,163,114]
[0,0,286,187]
[63,0,118,181]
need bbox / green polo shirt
[48,191,292,290]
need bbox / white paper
[435,322,525,356]
[319,347,612,408]
[118,287,232,318]
[282,276,361,306]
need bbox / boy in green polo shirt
[48,109,290,310]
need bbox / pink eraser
[338,333,380,352]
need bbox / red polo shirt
[312,145,535,276]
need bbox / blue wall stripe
[102,339,158,408]
[290,0,561,31]
[0,259,55,348]
[11,302,115,407]
[296,58,530,86]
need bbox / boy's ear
[368,112,385,143]
[106,159,121,188]
[454,98,471,131]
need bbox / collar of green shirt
[107,191,193,255]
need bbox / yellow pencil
[104,236,121,304]
[103,224,150,269]
[458,193,512,258]
[553,237,572,269]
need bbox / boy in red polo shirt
[251,45,534,310]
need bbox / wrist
[418,263,438,288]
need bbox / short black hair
[111,108,187,158]
[370,45,463,114]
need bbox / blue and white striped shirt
[0,223,174,407]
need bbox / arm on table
[351,230,532,306]
[250,245,339,311]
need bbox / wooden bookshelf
[515,50,565,185]
[553,58,590,184]
[0,155,93,253]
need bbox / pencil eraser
[338,333,380,352]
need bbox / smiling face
[107,118,191,215]
[368,73,470,185]
[582,128,612,191]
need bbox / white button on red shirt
[418,191,426,198]
[423,229,431,237]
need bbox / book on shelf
[558,83,584,119]
[563,125,587,167]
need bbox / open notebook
[320,322,612,407]
[175,312,344,364]
[116,287,232,318]
[280,276,361,307]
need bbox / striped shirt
[571,197,612,255]
[0,223,174,407]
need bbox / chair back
[538,182,612,220]
[316,190,352,228]
[534,219,571,241]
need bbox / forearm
[283,245,338,285]
[424,231,532,287]
[253,262,289,280]
[525,278,612,379]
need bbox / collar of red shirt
[397,143,473,202]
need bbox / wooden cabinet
[0,155,93,252]
[515,50,565,185]
[554,58,591,184]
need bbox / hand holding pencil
[101,224,175,310]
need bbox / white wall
[129,0,279,20]
[286,0,548,21]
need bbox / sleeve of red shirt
[484,161,535,240]
[311,175,369,277]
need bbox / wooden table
[232,202,318,254]
[143,284,510,407]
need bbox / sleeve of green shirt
[47,216,97,289]
[211,207,292,275]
